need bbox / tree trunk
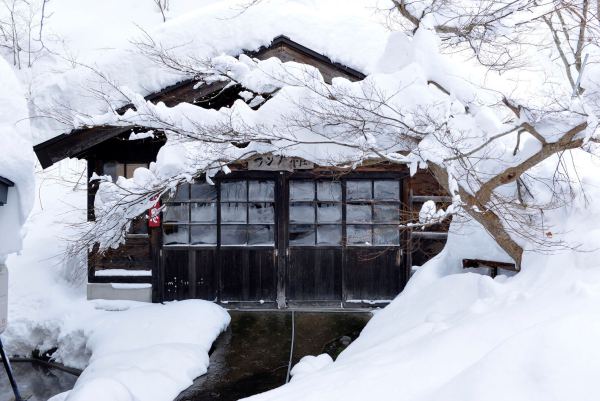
[428,163,524,269]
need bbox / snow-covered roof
[30,0,390,145]
[33,35,367,168]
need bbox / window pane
[317,225,342,245]
[221,202,247,223]
[290,203,314,223]
[221,181,247,201]
[221,225,247,245]
[347,181,372,200]
[374,226,400,245]
[317,203,342,223]
[249,180,275,201]
[347,204,371,223]
[347,225,372,245]
[125,163,147,179]
[290,181,314,201]
[248,225,275,246]
[191,203,217,223]
[172,184,190,201]
[317,181,341,201]
[164,203,188,222]
[163,224,189,245]
[103,161,125,182]
[289,224,315,245]
[191,182,217,201]
[374,180,399,200]
[249,203,275,224]
[374,204,399,223]
[190,225,217,245]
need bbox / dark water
[176,311,371,401]
[0,362,78,401]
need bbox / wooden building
[34,36,449,308]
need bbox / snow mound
[244,151,600,401]
[0,57,35,261]
[290,354,333,382]
[52,300,230,401]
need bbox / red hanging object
[148,198,161,228]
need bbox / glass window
[164,203,188,223]
[317,203,342,223]
[190,183,217,201]
[289,179,342,246]
[191,203,217,223]
[346,179,401,247]
[221,181,247,201]
[290,225,315,246]
[218,180,276,247]
[221,225,247,245]
[374,226,400,245]
[190,225,217,245]
[172,184,190,201]
[317,225,342,245]
[290,181,314,201]
[165,179,275,247]
[347,225,372,245]
[374,180,399,200]
[164,224,189,245]
[249,203,275,224]
[221,202,247,224]
[248,225,275,246]
[347,181,371,200]
[317,181,342,201]
[290,203,314,224]
[374,204,399,223]
[125,163,147,179]
[347,204,371,223]
[249,181,275,201]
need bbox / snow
[4,160,230,401]
[244,151,600,401]
[28,0,390,144]
[49,300,229,401]
[96,269,152,277]
[2,1,600,401]
[0,57,35,262]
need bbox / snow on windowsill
[96,269,152,277]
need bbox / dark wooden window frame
[162,177,278,249]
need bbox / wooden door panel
[220,248,276,302]
[344,248,404,301]
[193,249,218,301]
[287,248,342,301]
[163,249,189,301]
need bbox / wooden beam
[462,258,518,271]
[88,275,152,284]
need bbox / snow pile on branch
[246,151,600,401]
[0,57,35,262]
[30,0,389,143]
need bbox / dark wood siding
[163,249,189,301]
[344,248,404,301]
[220,248,277,302]
[287,248,342,301]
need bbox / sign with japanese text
[247,155,314,171]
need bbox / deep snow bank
[48,300,230,401]
[5,161,230,401]
[0,57,35,262]
[246,151,600,401]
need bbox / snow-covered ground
[247,151,600,401]
[2,1,600,401]
[4,161,230,401]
